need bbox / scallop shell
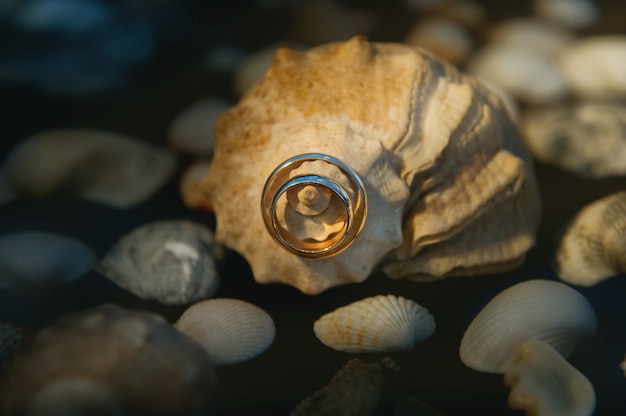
[0,129,176,208]
[313,295,435,353]
[97,220,223,305]
[459,279,597,374]
[202,36,540,294]
[556,191,626,286]
[521,102,626,178]
[174,298,275,366]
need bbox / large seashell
[202,36,541,294]
[0,304,220,415]
[0,231,96,289]
[556,191,626,286]
[459,279,597,373]
[0,129,176,208]
[313,295,435,353]
[521,102,626,178]
[174,298,275,366]
[97,220,224,305]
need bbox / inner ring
[261,153,368,258]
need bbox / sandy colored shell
[313,295,435,353]
[556,191,626,286]
[202,36,541,294]
[521,102,626,178]
[174,298,275,366]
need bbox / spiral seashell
[556,191,626,286]
[459,279,597,374]
[313,295,435,353]
[202,36,541,294]
[174,298,275,366]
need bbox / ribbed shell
[313,295,435,353]
[557,191,626,286]
[174,298,275,366]
[459,279,597,374]
[202,36,541,294]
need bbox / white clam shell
[459,279,597,374]
[174,298,275,366]
[0,129,176,208]
[0,231,96,289]
[313,295,435,353]
[97,220,223,305]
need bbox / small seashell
[404,18,474,65]
[460,280,597,416]
[167,98,232,157]
[0,231,96,289]
[521,102,626,178]
[97,220,224,305]
[488,18,574,56]
[291,357,442,416]
[467,42,568,104]
[0,321,27,373]
[558,36,626,99]
[204,36,541,294]
[180,160,214,212]
[534,0,599,29]
[313,295,435,353]
[504,339,596,416]
[459,279,597,374]
[0,304,220,415]
[0,129,176,208]
[556,191,626,286]
[174,298,275,366]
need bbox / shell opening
[261,153,367,258]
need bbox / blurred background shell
[313,295,435,353]
[97,220,224,305]
[0,304,220,415]
[0,129,176,208]
[0,231,96,290]
[203,36,541,294]
[174,298,275,366]
[556,191,626,286]
[521,102,626,178]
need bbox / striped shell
[313,295,435,353]
[202,36,541,294]
[174,298,275,366]
[459,279,597,374]
[556,191,626,286]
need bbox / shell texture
[521,102,626,178]
[0,129,176,208]
[313,295,435,353]
[556,191,626,286]
[202,36,541,294]
[0,304,219,415]
[459,279,597,374]
[174,298,275,366]
[97,220,223,305]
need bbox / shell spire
[202,36,540,294]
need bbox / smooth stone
[534,0,599,29]
[489,18,574,56]
[0,231,96,289]
[97,220,223,305]
[404,18,474,65]
[180,160,213,212]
